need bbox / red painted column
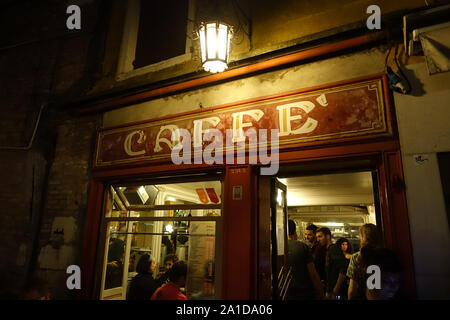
[80,179,104,299]
[385,151,417,299]
[222,166,256,299]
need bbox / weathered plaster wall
[103,47,387,127]
[248,0,425,55]
[91,0,427,95]
[34,115,101,299]
[393,62,450,299]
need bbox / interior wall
[393,62,450,299]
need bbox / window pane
[206,23,217,60]
[106,180,222,217]
[103,221,129,292]
[134,0,189,68]
[101,220,217,300]
[217,24,228,60]
[199,25,206,62]
[185,221,216,299]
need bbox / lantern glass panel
[199,22,231,73]
[199,25,206,62]
[206,23,217,60]
[227,31,231,60]
[217,24,228,60]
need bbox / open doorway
[281,171,380,253]
[260,164,384,300]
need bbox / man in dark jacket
[286,220,324,300]
[326,242,348,298]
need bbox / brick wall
[0,0,105,298]
[0,113,101,299]
[35,114,101,299]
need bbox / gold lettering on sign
[154,125,180,152]
[124,130,146,156]
[276,101,318,137]
[231,109,264,142]
[193,116,221,148]
[316,94,328,107]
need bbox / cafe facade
[80,56,418,298]
[16,0,449,300]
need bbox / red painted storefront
[80,74,416,299]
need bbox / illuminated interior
[100,179,222,300]
[281,171,377,252]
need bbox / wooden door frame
[256,140,416,299]
[271,178,289,299]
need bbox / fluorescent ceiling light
[323,222,344,227]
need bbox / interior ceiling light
[323,222,344,227]
[198,21,232,73]
[137,186,149,204]
[165,224,174,233]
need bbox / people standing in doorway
[337,238,353,260]
[327,238,353,299]
[346,223,381,300]
[314,227,333,288]
[151,261,188,300]
[362,246,402,300]
[304,224,318,249]
[286,220,324,300]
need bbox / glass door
[271,178,289,300]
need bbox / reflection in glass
[106,180,222,217]
[185,221,216,299]
[102,220,218,299]
[101,178,221,300]
[128,221,216,299]
[104,222,127,290]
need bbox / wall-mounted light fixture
[198,21,233,73]
[196,0,251,73]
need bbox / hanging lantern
[198,21,232,73]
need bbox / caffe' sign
[95,76,391,167]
